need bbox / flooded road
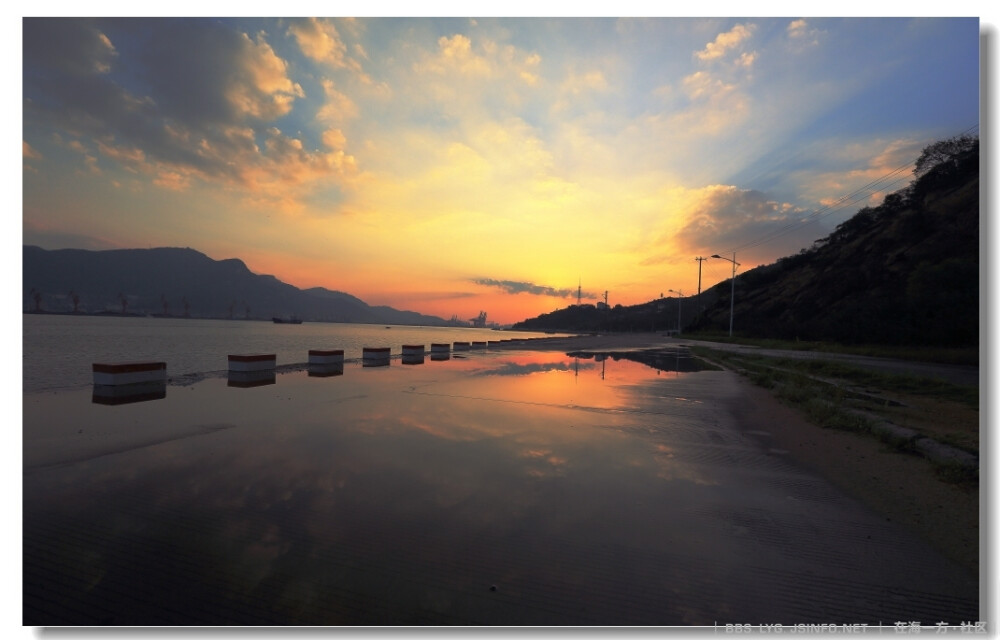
[23,349,979,625]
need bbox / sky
[20,14,982,325]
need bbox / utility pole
[695,257,706,296]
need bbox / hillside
[516,135,979,348]
[22,246,449,326]
[513,291,720,333]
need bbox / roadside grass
[757,357,979,408]
[691,345,979,482]
[683,332,978,366]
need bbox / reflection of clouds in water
[24,355,728,624]
[652,443,719,486]
[520,447,570,478]
[520,448,551,458]
[471,360,595,377]
[395,413,478,441]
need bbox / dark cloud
[473,278,599,300]
[138,19,302,125]
[23,18,118,77]
[23,18,313,191]
[646,185,826,267]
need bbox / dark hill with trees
[511,290,719,334]
[22,245,449,326]
[516,135,979,348]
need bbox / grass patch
[692,346,977,409]
[691,345,979,466]
[764,357,978,408]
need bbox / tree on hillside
[913,134,978,177]
[683,133,978,346]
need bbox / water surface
[22,313,563,392]
[23,351,977,625]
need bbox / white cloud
[417,34,491,76]
[226,32,305,120]
[786,19,822,50]
[316,79,359,124]
[695,23,756,62]
[287,18,348,67]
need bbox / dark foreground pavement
[23,347,980,626]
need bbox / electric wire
[712,124,979,259]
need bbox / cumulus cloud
[322,128,347,150]
[23,18,118,77]
[695,23,756,62]
[316,79,359,123]
[22,18,354,210]
[659,71,749,136]
[787,19,822,49]
[287,18,348,66]
[473,278,598,300]
[419,34,491,76]
[409,33,542,114]
[225,32,304,120]
[286,18,367,79]
[681,71,735,101]
[652,24,758,138]
[131,20,304,125]
[23,141,43,160]
[639,184,814,267]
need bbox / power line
[727,162,912,254]
[732,171,914,253]
[718,124,979,256]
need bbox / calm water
[23,351,977,624]
[22,314,566,393]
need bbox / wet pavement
[23,348,979,626]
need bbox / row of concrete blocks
[91,339,541,385]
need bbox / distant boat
[272,316,303,324]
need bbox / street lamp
[668,289,683,335]
[711,253,740,337]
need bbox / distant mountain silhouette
[22,245,449,326]
[515,135,979,348]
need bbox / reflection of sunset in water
[413,351,667,413]
[23,348,978,625]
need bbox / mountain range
[22,245,450,326]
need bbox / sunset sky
[21,15,981,324]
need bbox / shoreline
[500,332,980,574]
